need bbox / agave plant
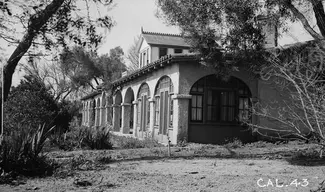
[0,123,56,176]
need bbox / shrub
[51,125,113,150]
[3,76,58,134]
[0,124,57,177]
[83,126,112,150]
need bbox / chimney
[256,15,278,48]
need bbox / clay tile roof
[142,31,191,47]
[80,90,101,100]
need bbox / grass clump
[110,134,162,149]
[223,138,243,149]
[51,125,113,150]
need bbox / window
[154,76,174,128]
[174,48,183,54]
[147,99,150,126]
[207,90,219,121]
[169,97,173,126]
[143,52,146,66]
[147,48,149,64]
[159,47,168,58]
[137,101,141,126]
[191,95,203,121]
[190,75,251,124]
[220,91,236,122]
[155,97,160,126]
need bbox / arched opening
[124,87,135,134]
[91,100,96,126]
[189,75,253,144]
[137,83,150,137]
[113,91,122,131]
[154,76,174,142]
[106,95,113,126]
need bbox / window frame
[189,76,251,124]
[174,48,183,54]
[159,47,168,58]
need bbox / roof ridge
[142,30,182,37]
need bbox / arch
[137,83,150,99]
[188,75,253,144]
[124,87,135,103]
[136,83,151,137]
[190,75,251,94]
[153,76,175,140]
[101,92,106,107]
[122,87,135,133]
[114,91,122,104]
[97,98,101,107]
[154,75,174,95]
[189,75,251,123]
[91,99,96,126]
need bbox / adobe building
[81,23,283,145]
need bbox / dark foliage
[3,75,58,134]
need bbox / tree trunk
[312,0,325,38]
[3,0,65,102]
[284,0,323,40]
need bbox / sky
[8,0,180,86]
[7,0,315,86]
[97,0,180,55]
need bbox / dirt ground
[0,142,324,192]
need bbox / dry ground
[0,141,324,192]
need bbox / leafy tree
[126,35,140,71]
[22,46,126,102]
[96,46,127,88]
[2,0,115,102]
[156,0,325,73]
[249,41,325,151]
[157,0,325,149]
[3,75,58,134]
[59,46,126,94]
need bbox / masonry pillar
[84,103,87,126]
[112,104,121,131]
[88,102,92,126]
[132,101,138,137]
[121,103,132,134]
[171,94,192,144]
[87,102,91,126]
[148,98,155,137]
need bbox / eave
[112,54,199,88]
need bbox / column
[88,102,92,126]
[148,98,155,137]
[171,94,192,145]
[132,101,138,137]
[121,103,132,134]
[97,103,101,126]
[84,102,86,126]
[86,102,89,126]
[112,104,121,131]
